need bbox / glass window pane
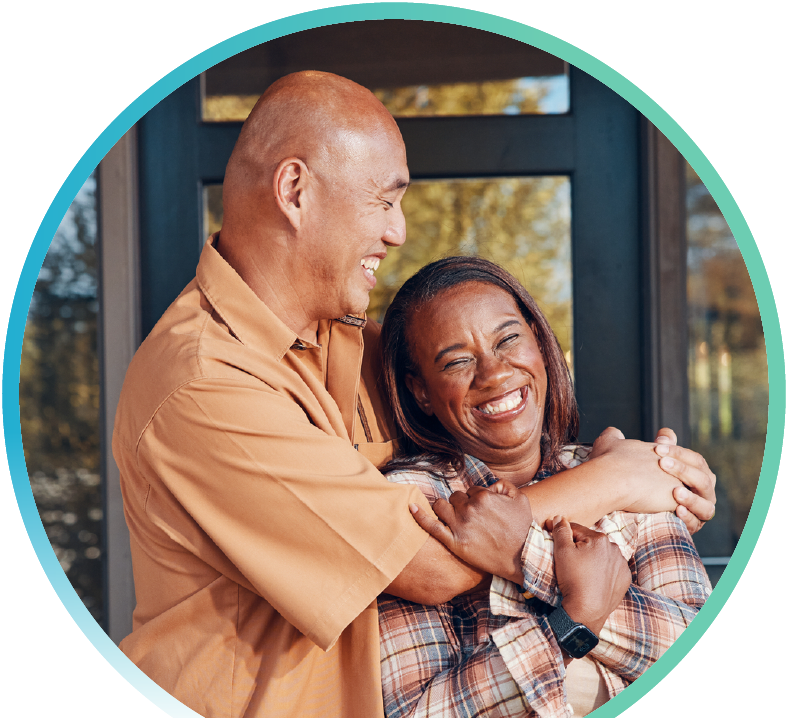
[202,21,569,122]
[686,163,767,581]
[21,174,103,625]
[203,176,573,364]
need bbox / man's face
[303,126,409,319]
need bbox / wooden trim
[641,119,689,444]
[98,128,141,644]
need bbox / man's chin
[342,295,371,319]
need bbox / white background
[2,1,786,715]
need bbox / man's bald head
[222,71,403,230]
[217,71,409,339]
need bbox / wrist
[561,597,606,636]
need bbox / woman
[377,257,711,718]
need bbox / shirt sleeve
[378,595,571,718]
[132,377,433,651]
[496,510,710,683]
[590,511,712,679]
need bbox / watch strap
[546,605,578,641]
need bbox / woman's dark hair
[381,256,579,477]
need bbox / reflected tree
[20,175,103,626]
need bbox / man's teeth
[479,390,523,415]
[361,257,380,274]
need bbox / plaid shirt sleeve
[591,510,711,681]
[380,466,572,718]
[378,596,570,718]
[495,444,711,690]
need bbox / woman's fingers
[409,502,455,548]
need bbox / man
[114,71,715,718]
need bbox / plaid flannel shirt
[378,446,712,718]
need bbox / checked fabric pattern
[378,447,712,718]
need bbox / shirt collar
[196,235,367,361]
[196,235,298,361]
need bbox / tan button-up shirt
[113,238,431,718]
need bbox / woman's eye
[499,334,519,347]
[443,358,469,371]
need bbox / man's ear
[273,157,308,231]
[405,373,433,416]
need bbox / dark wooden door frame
[136,67,667,443]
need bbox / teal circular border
[5,4,783,716]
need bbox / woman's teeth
[478,389,523,415]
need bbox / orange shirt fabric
[113,237,431,718]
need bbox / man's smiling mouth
[361,257,380,280]
[477,387,526,415]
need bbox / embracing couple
[114,71,714,718]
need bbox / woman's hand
[549,516,631,637]
[409,479,533,585]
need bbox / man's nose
[383,205,406,247]
[474,353,514,389]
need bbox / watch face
[563,625,600,659]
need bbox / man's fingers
[654,427,678,445]
[655,444,716,488]
[674,485,716,523]
[657,452,717,499]
[676,504,703,535]
[409,503,455,547]
[599,426,626,440]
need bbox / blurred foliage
[202,76,567,122]
[20,174,104,626]
[369,177,573,362]
[372,76,564,117]
[686,163,768,558]
[205,177,573,360]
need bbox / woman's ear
[405,373,433,416]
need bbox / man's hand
[653,427,717,534]
[588,427,682,514]
[409,479,532,584]
[590,427,717,534]
[550,516,631,636]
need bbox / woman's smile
[405,281,548,474]
[474,386,527,417]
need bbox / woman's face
[405,281,548,468]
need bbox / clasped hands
[410,427,717,585]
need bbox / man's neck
[216,230,320,343]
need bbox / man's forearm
[383,535,489,604]
[522,454,631,527]
[522,448,681,527]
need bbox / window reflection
[203,177,573,363]
[20,174,103,625]
[686,163,767,580]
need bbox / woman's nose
[473,353,514,389]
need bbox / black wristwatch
[547,606,599,659]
